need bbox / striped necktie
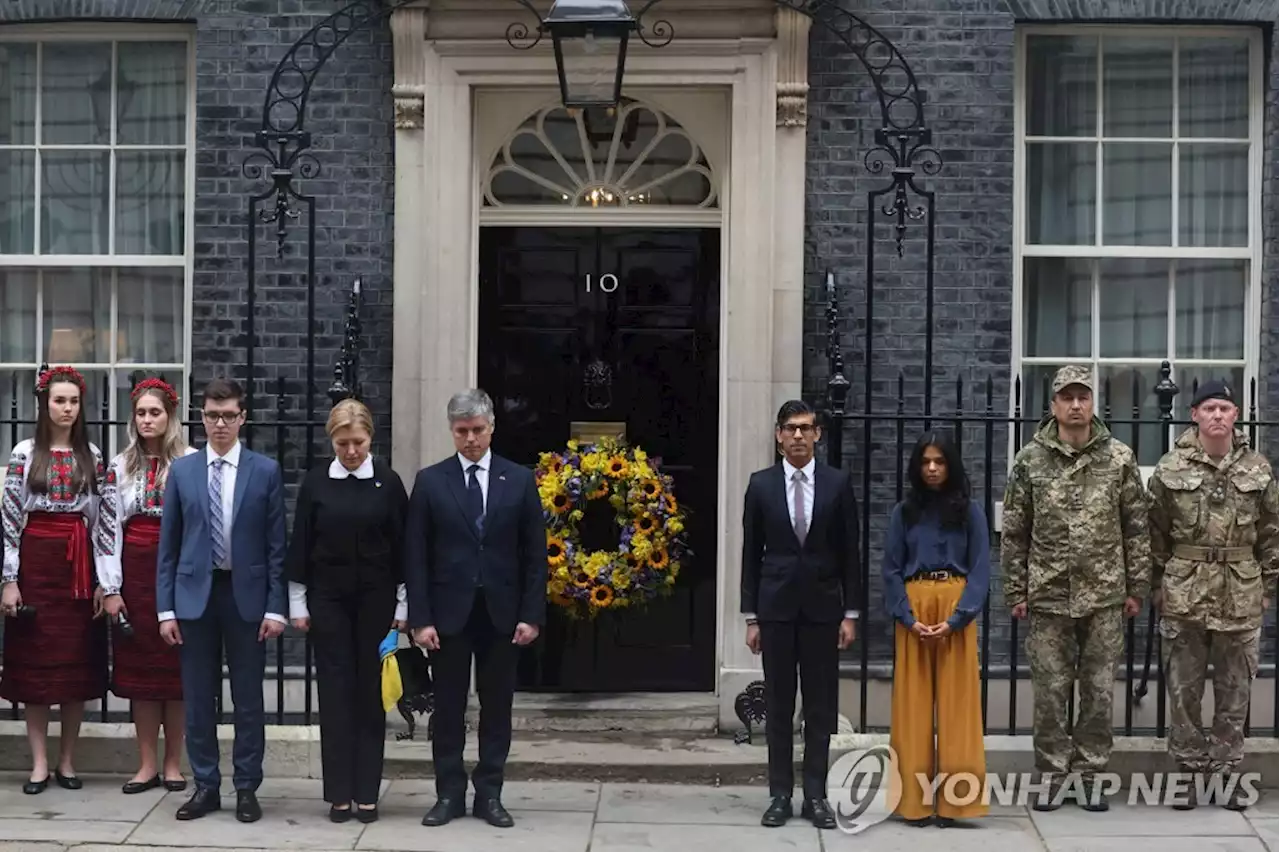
[210,459,226,570]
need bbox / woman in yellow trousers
[882,432,990,826]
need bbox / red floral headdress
[131,377,179,408]
[35,365,87,395]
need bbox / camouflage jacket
[1148,427,1279,632]
[1001,416,1151,616]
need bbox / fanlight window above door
[483,99,718,208]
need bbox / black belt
[908,569,958,583]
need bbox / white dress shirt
[287,454,408,622]
[458,449,492,511]
[744,456,858,622]
[158,441,285,624]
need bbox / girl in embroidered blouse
[96,377,197,795]
[883,432,990,826]
[1,366,109,795]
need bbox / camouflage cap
[1052,364,1093,394]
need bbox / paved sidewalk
[0,774,1273,852]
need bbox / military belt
[1172,544,1254,563]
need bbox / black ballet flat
[23,776,49,795]
[329,805,352,823]
[123,775,161,794]
[163,778,188,792]
[55,771,82,790]
[355,806,379,824]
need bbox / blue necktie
[210,459,226,570]
[466,463,485,537]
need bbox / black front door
[478,226,720,692]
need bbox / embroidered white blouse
[2,438,106,583]
[93,446,199,595]
[287,455,408,622]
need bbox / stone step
[454,692,721,734]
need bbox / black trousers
[431,590,517,801]
[310,579,396,805]
[759,619,840,800]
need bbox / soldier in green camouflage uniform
[1001,365,1150,812]
[1148,379,1278,810]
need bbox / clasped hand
[910,621,953,641]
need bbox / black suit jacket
[403,453,546,635]
[740,460,862,623]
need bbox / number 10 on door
[585,273,619,293]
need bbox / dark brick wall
[0,0,396,476]
[804,0,1279,669]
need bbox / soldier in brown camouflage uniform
[1001,365,1150,812]
[1148,379,1278,810]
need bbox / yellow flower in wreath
[546,534,567,567]
[590,586,614,608]
[649,547,670,570]
[606,456,629,478]
[547,491,572,515]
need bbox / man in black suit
[741,399,860,829]
[403,389,546,829]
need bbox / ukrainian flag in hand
[380,629,404,713]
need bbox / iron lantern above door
[543,0,636,109]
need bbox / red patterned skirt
[0,512,107,705]
[111,516,183,702]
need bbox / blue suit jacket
[156,446,288,623]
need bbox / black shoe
[1079,782,1109,813]
[1171,769,1200,810]
[761,796,793,827]
[163,777,188,793]
[1031,788,1063,812]
[329,805,352,823]
[236,791,262,823]
[1221,779,1250,812]
[355,806,379,824]
[422,797,466,827]
[54,770,82,790]
[473,798,514,828]
[23,776,49,795]
[123,775,161,795]
[176,788,221,821]
[800,798,836,829]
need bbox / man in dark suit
[404,389,545,829]
[156,378,288,823]
[741,399,860,829]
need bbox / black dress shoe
[473,797,514,828]
[123,775,161,795]
[801,798,837,829]
[55,770,82,790]
[236,790,262,823]
[329,805,352,823]
[761,796,793,827]
[355,806,379,824]
[176,788,221,821]
[422,797,466,827]
[23,776,49,795]
[163,778,188,793]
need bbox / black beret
[1190,379,1235,408]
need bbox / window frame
[0,22,196,461]
[1010,23,1265,480]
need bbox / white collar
[783,456,815,481]
[329,455,375,480]
[207,441,242,468]
[458,449,492,472]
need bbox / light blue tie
[210,459,226,570]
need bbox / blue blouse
[881,500,991,630]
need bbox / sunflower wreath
[535,437,690,619]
